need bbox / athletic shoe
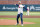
[15,23,19,25]
[21,24,23,26]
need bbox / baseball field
[0,11,40,27]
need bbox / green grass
[0,11,40,27]
[0,18,40,27]
[0,12,17,15]
[0,11,40,16]
[0,24,40,27]
[23,12,40,16]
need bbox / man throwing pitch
[15,1,27,26]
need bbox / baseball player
[26,6,29,16]
[15,1,27,26]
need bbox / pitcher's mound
[0,19,35,25]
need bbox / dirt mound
[0,19,35,25]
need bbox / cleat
[15,23,19,25]
[21,24,23,26]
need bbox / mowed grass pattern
[0,11,40,16]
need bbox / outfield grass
[0,11,40,16]
[0,18,40,27]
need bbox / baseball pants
[16,13,23,24]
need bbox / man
[15,1,27,26]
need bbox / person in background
[26,6,29,16]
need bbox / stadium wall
[0,4,40,11]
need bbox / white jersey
[18,4,24,14]
[27,7,29,11]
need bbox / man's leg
[20,13,23,24]
[17,14,20,24]
[27,11,29,16]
